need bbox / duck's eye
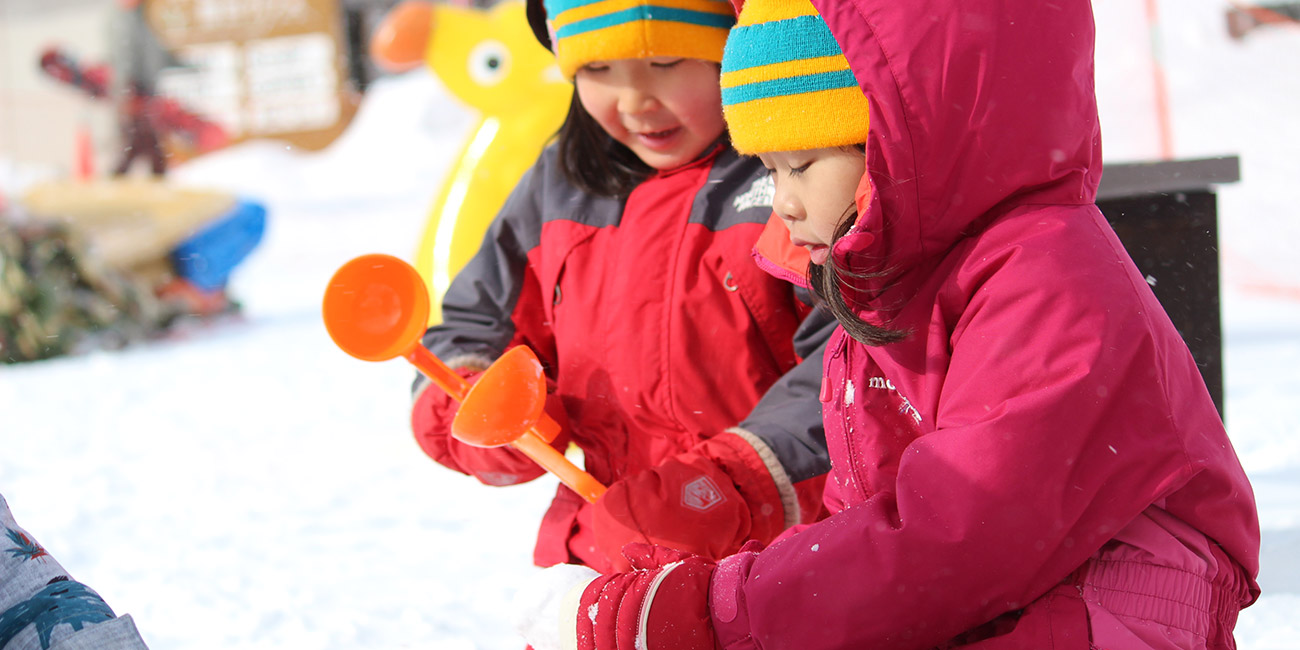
[468,40,510,86]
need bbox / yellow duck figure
[372,0,571,324]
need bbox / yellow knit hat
[720,0,870,154]
[543,0,737,78]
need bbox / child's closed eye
[649,58,685,69]
[761,163,810,177]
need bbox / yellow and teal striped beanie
[542,0,737,78]
[720,0,870,154]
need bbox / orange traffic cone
[75,121,95,181]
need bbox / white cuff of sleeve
[726,426,801,528]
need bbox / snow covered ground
[2,0,1299,648]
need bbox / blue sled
[169,199,267,291]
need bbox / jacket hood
[810,0,1103,306]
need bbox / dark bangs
[555,87,653,198]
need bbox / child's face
[758,148,865,266]
[574,57,726,170]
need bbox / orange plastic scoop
[322,254,605,503]
[453,345,605,503]
[322,253,470,400]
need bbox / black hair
[554,86,654,198]
[529,0,650,196]
[525,0,552,51]
[527,0,649,197]
[805,151,910,346]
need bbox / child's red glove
[578,544,718,650]
[411,362,569,486]
[513,544,719,650]
[592,430,789,571]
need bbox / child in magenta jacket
[410,0,833,575]
[511,0,1262,647]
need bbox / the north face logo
[681,475,726,512]
[732,175,774,212]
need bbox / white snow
[509,564,598,650]
[2,0,1299,648]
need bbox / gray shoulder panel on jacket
[689,147,774,231]
[417,145,623,372]
[739,307,837,482]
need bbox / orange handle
[406,345,470,402]
[511,430,606,504]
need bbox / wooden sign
[145,0,359,152]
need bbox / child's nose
[773,186,802,222]
[617,87,658,115]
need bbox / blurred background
[1,0,395,165]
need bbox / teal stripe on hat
[554,5,735,38]
[543,0,598,20]
[722,15,844,72]
[721,69,858,105]
[545,0,730,22]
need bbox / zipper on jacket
[840,341,871,500]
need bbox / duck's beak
[370,1,435,73]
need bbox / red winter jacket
[413,143,834,572]
[716,0,1261,648]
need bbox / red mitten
[411,362,569,486]
[593,431,789,571]
[574,544,717,650]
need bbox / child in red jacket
[410,0,833,574]
[512,0,1261,647]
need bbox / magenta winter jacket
[719,0,1261,648]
